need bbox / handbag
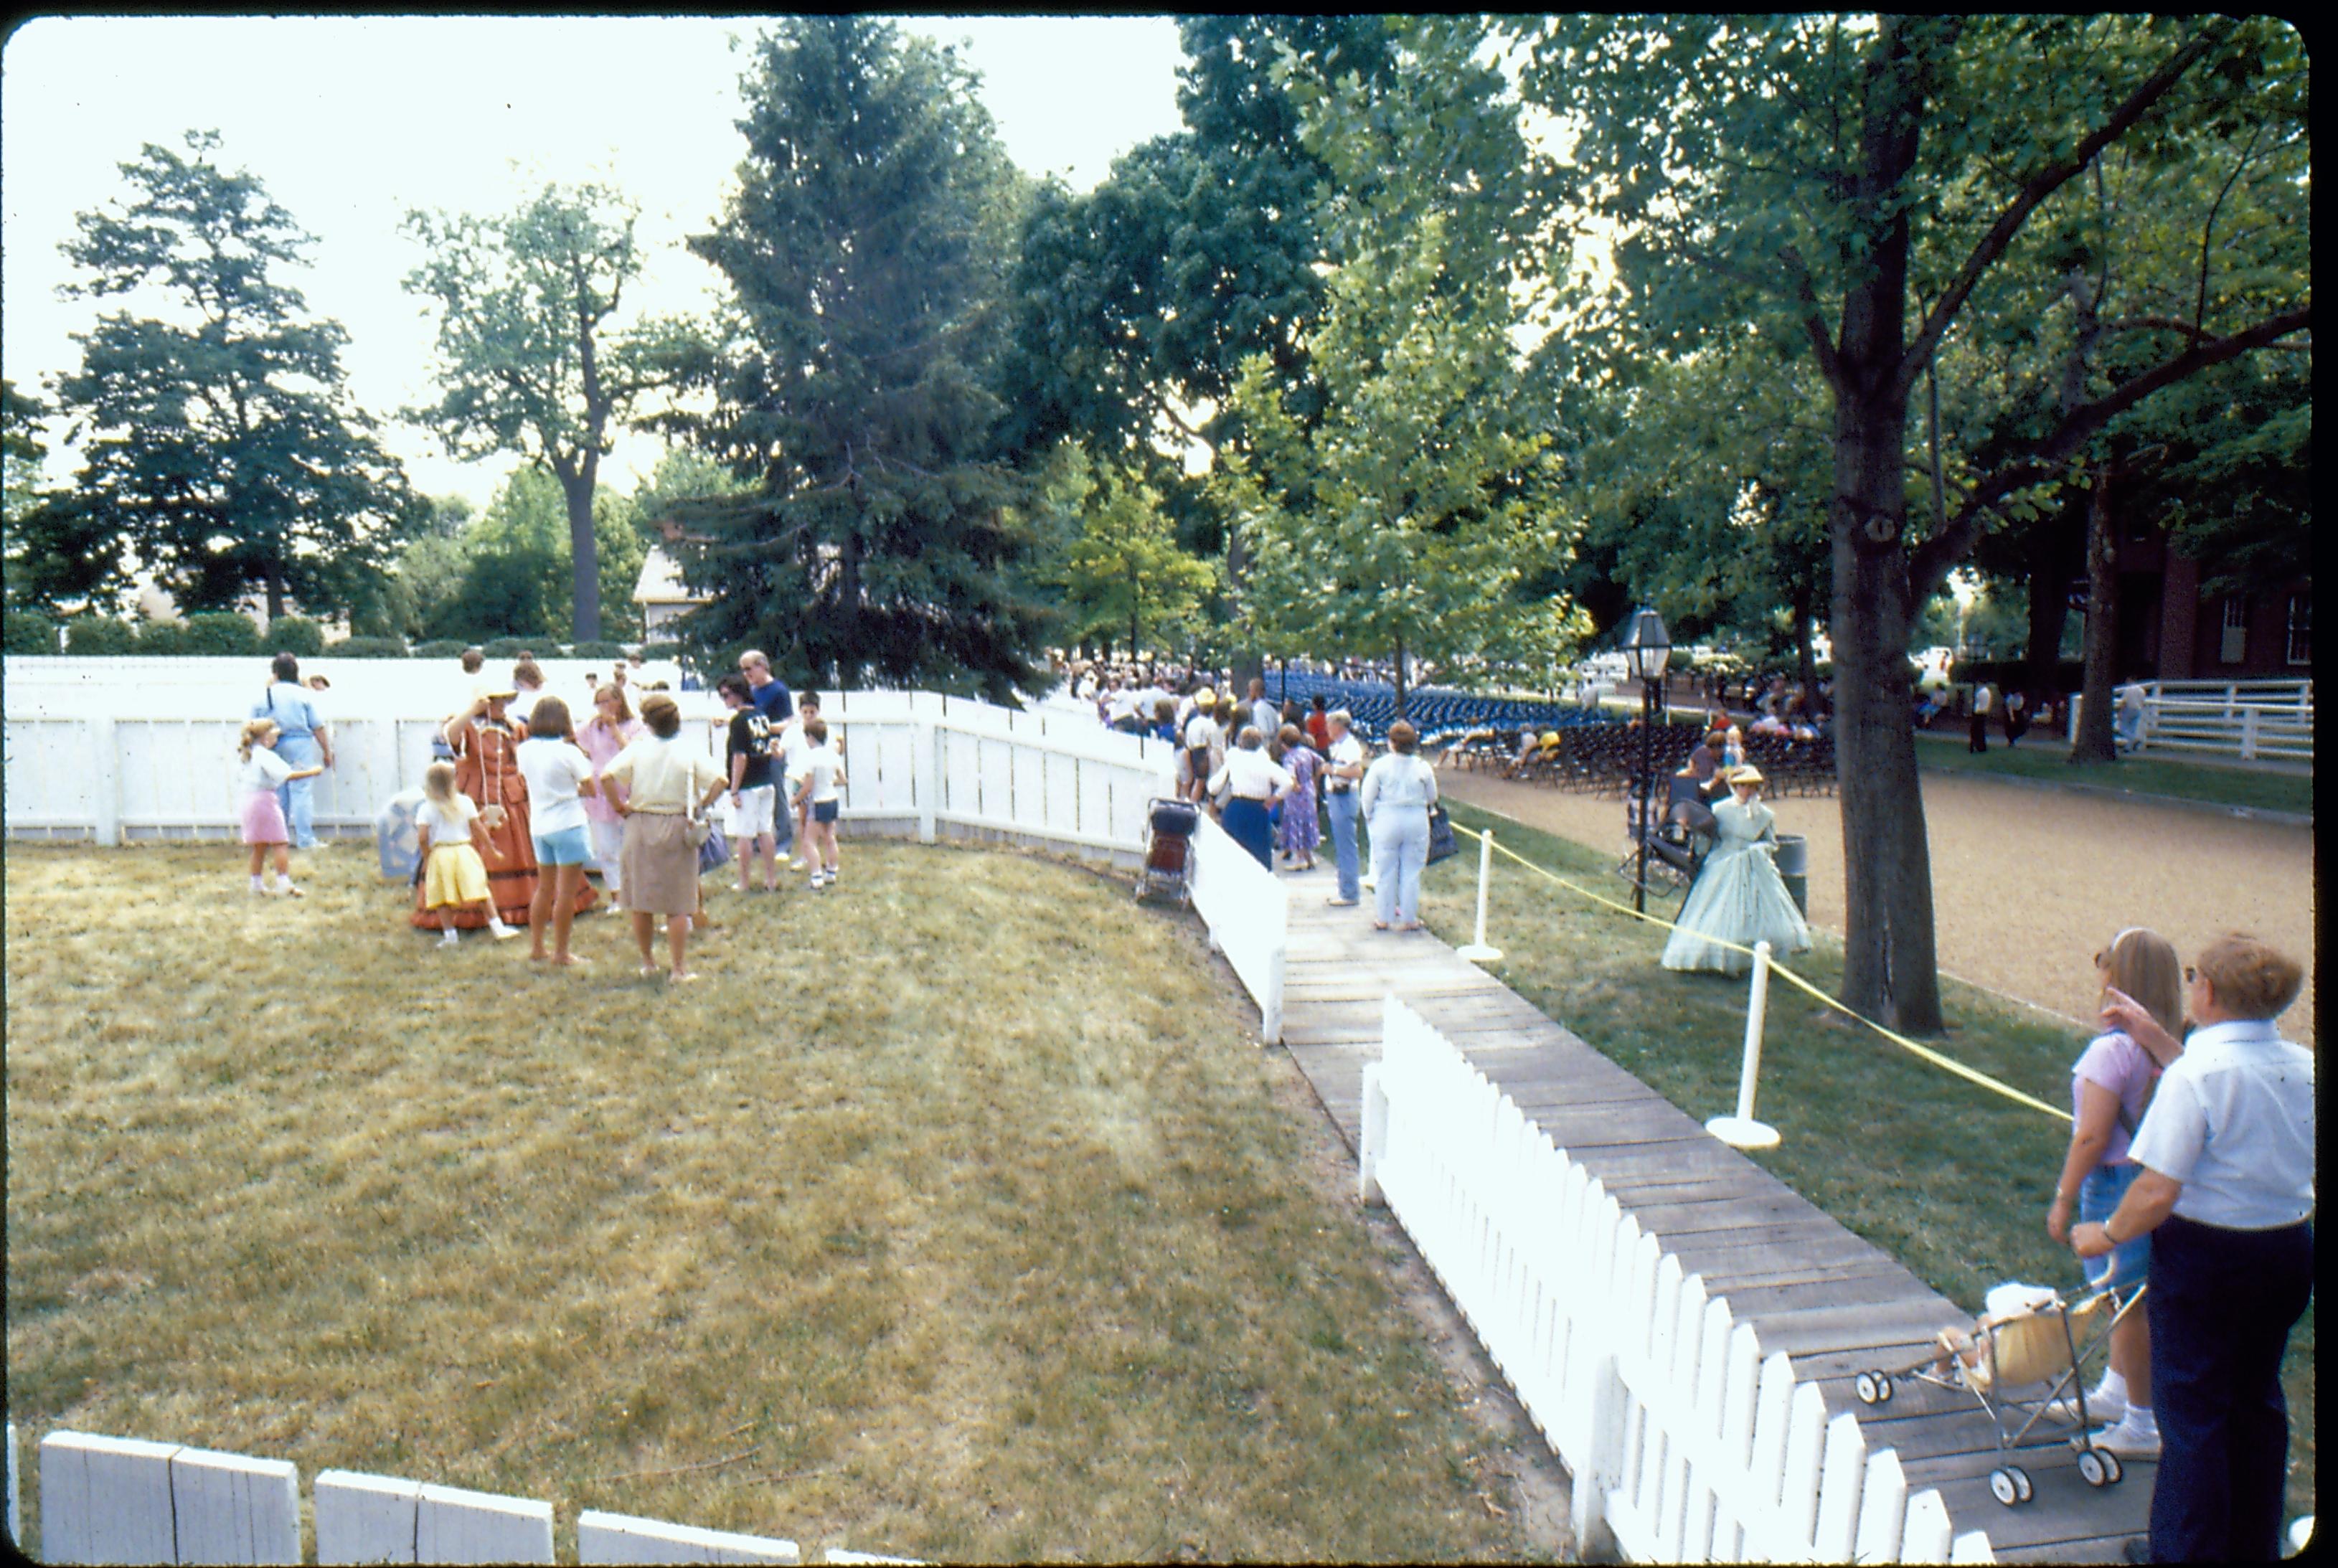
[695,818,730,872]
[1426,802,1458,864]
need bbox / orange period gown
[410,719,598,929]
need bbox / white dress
[1660,797,1811,976]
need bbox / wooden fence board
[39,1431,180,1566]
[316,1470,420,1564]
[415,1481,554,1564]
[577,1509,801,1564]
[170,1447,301,1564]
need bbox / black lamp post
[1621,606,1672,915]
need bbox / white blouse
[1209,747,1296,802]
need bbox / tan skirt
[620,813,700,915]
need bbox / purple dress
[1280,745,1321,856]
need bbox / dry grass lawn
[5,840,1545,1562]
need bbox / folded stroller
[1852,1281,2145,1506]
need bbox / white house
[633,545,709,636]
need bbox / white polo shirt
[2128,1019,2314,1229]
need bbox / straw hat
[1730,765,1765,787]
[1193,687,1215,707]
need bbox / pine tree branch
[1893,22,2230,404]
[1908,302,2310,599]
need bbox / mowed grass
[1416,800,2314,1526]
[4,840,1544,1563]
[1913,732,2314,816]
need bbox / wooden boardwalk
[1271,866,2151,1563]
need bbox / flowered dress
[1279,743,1321,856]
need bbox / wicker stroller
[1133,797,1200,906]
[1852,1283,2145,1506]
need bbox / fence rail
[1358,996,1994,1564]
[2066,677,2314,764]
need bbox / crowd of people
[233,646,845,983]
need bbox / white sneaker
[488,921,520,941]
[2088,1416,2161,1458]
[811,872,827,891]
[2050,1388,2126,1427]
[440,932,461,948]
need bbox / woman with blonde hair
[2045,927,2180,1456]
[577,681,641,908]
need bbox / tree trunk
[265,571,286,623]
[1826,14,1946,1034]
[559,461,601,644]
[2069,464,2121,765]
[1392,630,1409,720]
[2022,505,2085,705]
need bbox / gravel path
[1436,766,2316,1044]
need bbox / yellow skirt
[423,843,491,908]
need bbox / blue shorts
[2078,1161,2151,1290]
[812,799,839,824]
[534,824,593,866]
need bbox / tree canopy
[50,131,415,623]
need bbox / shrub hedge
[66,617,142,656]
[566,639,629,659]
[268,615,326,657]
[331,636,410,659]
[412,638,471,659]
[483,636,545,659]
[182,612,262,656]
[4,609,60,655]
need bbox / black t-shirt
[728,709,775,789]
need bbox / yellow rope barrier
[1446,818,2073,1124]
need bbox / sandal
[1371,920,1390,930]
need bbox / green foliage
[267,615,326,658]
[331,635,409,659]
[133,621,191,657]
[412,638,471,659]
[403,183,697,642]
[1029,444,1220,658]
[181,611,261,656]
[484,636,542,659]
[63,615,140,656]
[4,607,60,655]
[565,639,628,658]
[664,17,1050,699]
[639,641,680,661]
[52,131,415,620]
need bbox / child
[237,717,324,897]
[790,716,847,889]
[416,760,519,947]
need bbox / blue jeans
[1370,808,1428,925]
[2147,1213,2313,1562]
[1326,788,1361,901]
[274,733,322,849]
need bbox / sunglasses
[2184,966,2199,984]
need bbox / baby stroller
[1134,797,1200,906]
[1852,1282,2145,1506]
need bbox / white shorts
[728,784,777,839]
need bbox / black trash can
[1773,832,1809,917]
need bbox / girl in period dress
[236,717,324,897]
[1660,765,1811,975]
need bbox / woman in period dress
[410,684,596,930]
[1660,765,1809,975]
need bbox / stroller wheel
[2009,1465,2033,1503]
[2098,1450,2123,1485]
[1854,1371,1890,1406]
[2078,1450,2113,1488]
[1990,1468,2019,1506]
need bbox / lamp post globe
[1622,608,1671,914]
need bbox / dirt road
[1436,768,2317,1044]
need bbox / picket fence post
[1357,1059,1390,1206]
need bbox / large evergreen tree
[658,17,1047,699]
[52,131,415,620]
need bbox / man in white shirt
[1247,677,1280,745]
[2075,935,2313,1560]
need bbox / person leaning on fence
[1210,724,1294,872]
[2073,933,2314,1564]
[2044,927,2180,1459]
[605,692,727,983]
[1361,719,1438,932]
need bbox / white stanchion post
[1456,828,1502,963]
[1707,940,1781,1149]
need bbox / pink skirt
[241,788,289,845]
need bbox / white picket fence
[13,1424,858,1564]
[1358,997,1995,1564]
[1185,809,1290,1044]
[2069,676,2314,764]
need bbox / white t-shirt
[417,793,480,846]
[1327,734,1367,790]
[777,718,812,774]
[2127,1019,2314,1229]
[1184,712,1215,750]
[514,735,593,836]
[235,750,293,797]
[793,743,844,805]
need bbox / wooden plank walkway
[1270,865,2151,1564]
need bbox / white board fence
[1186,810,1289,1044]
[1358,996,1996,1564]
